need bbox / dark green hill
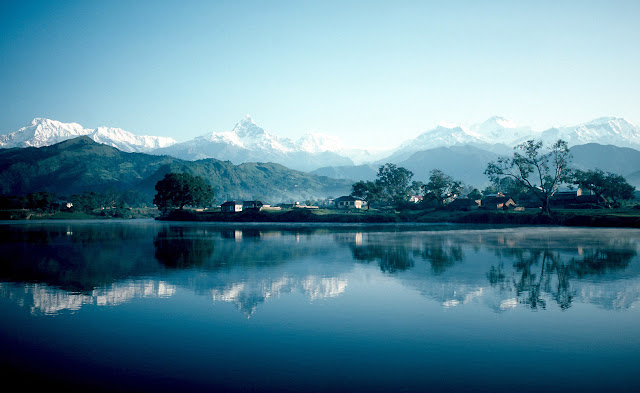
[0,137,351,203]
[570,143,640,179]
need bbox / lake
[1,220,639,392]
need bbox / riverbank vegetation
[159,206,640,228]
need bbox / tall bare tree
[485,139,571,215]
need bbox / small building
[221,201,243,212]
[518,195,542,209]
[575,194,608,205]
[447,198,480,211]
[481,196,516,210]
[243,200,267,210]
[334,196,364,209]
[550,188,584,207]
[409,195,423,204]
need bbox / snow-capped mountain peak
[232,115,263,137]
[0,118,176,152]
[297,133,345,153]
[485,115,518,129]
[91,127,176,150]
[0,118,90,148]
[468,116,532,144]
[238,114,255,126]
[539,116,640,148]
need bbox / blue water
[1,220,639,392]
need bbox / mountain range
[0,137,352,202]
[2,115,640,193]
[0,118,176,153]
[3,115,640,165]
[152,115,356,171]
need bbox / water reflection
[154,227,216,268]
[489,242,637,310]
[0,223,160,292]
[0,223,639,316]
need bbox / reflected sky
[1,221,639,392]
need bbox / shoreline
[2,207,639,229]
[157,208,640,228]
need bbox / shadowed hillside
[0,137,352,203]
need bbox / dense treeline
[0,189,150,217]
[351,139,637,213]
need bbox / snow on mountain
[378,115,640,166]
[539,117,640,149]
[468,116,534,145]
[153,115,354,171]
[297,133,345,154]
[91,127,176,151]
[0,118,90,148]
[384,124,491,163]
[4,115,640,172]
[0,118,176,152]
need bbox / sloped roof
[334,195,361,202]
[482,196,514,205]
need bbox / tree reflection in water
[339,229,638,310]
[154,227,216,268]
[419,239,464,275]
[351,242,415,273]
[344,233,463,274]
[489,244,636,310]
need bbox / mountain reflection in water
[1,221,640,392]
[0,222,638,315]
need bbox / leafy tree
[70,191,100,213]
[153,172,214,212]
[26,192,55,212]
[487,176,528,200]
[350,180,383,210]
[121,190,150,208]
[376,163,414,205]
[467,188,483,200]
[485,139,571,215]
[422,169,462,206]
[573,169,636,206]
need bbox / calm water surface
[1,220,639,392]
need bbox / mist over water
[1,220,639,392]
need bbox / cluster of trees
[0,189,149,215]
[153,172,215,212]
[0,172,215,216]
[350,164,465,209]
[572,169,635,205]
[485,139,572,214]
[350,138,636,213]
[485,139,636,213]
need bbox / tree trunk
[541,197,551,216]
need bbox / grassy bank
[0,208,160,220]
[159,208,640,228]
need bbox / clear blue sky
[1,0,639,148]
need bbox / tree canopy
[485,139,571,214]
[422,169,462,206]
[153,172,214,212]
[376,163,415,205]
[350,180,383,209]
[573,169,636,205]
